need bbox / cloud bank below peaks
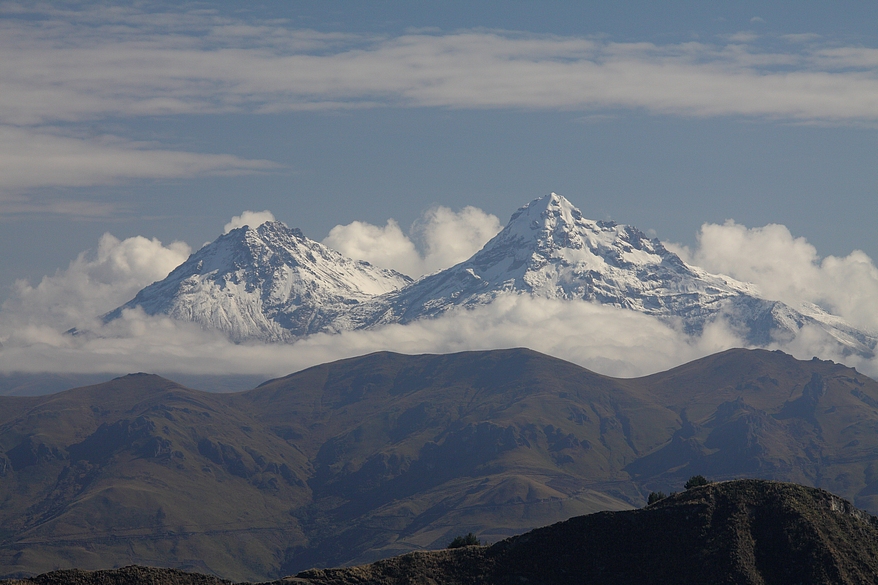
[1,208,877,381]
[0,293,745,381]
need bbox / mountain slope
[361,193,875,355]
[106,194,875,357]
[234,348,676,572]
[4,349,878,579]
[10,480,878,585]
[0,374,313,581]
[622,349,878,512]
[289,480,878,585]
[105,221,411,342]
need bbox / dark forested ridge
[2,348,878,580]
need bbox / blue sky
[0,1,877,378]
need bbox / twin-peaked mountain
[106,194,876,356]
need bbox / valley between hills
[3,347,878,581]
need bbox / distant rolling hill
[2,348,878,580]
[8,480,878,585]
[0,372,268,397]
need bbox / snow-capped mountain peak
[105,220,411,342]
[474,192,677,275]
[361,194,875,357]
[105,196,876,358]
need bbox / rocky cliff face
[289,480,878,585]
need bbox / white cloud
[224,210,276,233]
[3,291,877,381]
[726,31,758,43]
[574,114,618,124]
[412,206,504,275]
[0,126,278,211]
[0,233,191,335]
[1,6,877,126]
[0,295,747,379]
[1,211,877,383]
[0,212,734,379]
[324,219,422,276]
[672,220,878,333]
[782,33,821,44]
[323,206,502,277]
[2,4,877,214]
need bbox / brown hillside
[8,480,878,585]
[287,479,878,585]
[2,349,878,580]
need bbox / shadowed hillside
[286,480,878,585]
[0,374,312,580]
[623,349,878,511]
[2,349,878,580]
[7,480,878,585]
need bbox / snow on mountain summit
[105,195,876,358]
[362,193,757,319]
[361,194,876,356]
[104,220,412,342]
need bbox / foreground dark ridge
[7,480,878,585]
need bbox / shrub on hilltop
[447,532,481,548]
[685,475,709,489]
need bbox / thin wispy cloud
[2,5,877,125]
[1,4,877,214]
[0,127,279,216]
[0,127,278,190]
